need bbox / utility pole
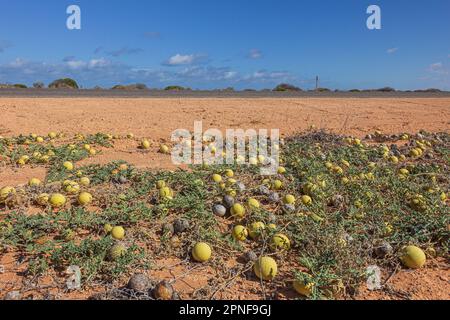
[315,76,319,90]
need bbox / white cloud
[242,70,293,83]
[66,60,87,69]
[224,71,237,79]
[429,62,443,70]
[9,58,26,68]
[386,47,398,54]
[428,62,448,74]
[165,54,197,66]
[0,57,298,89]
[65,58,111,70]
[248,49,263,59]
[420,62,450,89]
[251,71,265,79]
[89,58,110,68]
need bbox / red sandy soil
[1,251,448,300]
[0,97,449,300]
[1,97,449,184]
[1,98,449,139]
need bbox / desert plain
[0,97,449,300]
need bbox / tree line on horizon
[0,78,445,93]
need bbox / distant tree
[13,84,27,89]
[415,88,441,93]
[111,83,149,90]
[376,87,396,92]
[48,78,79,89]
[164,85,186,91]
[316,87,331,92]
[348,89,361,93]
[33,82,45,89]
[111,85,126,90]
[273,83,302,92]
[134,83,148,90]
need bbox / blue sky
[0,0,449,89]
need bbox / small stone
[258,185,271,196]
[118,176,128,184]
[223,195,235,209]
[330,194,344,206]
[127,273,151,292]
[343,233,354,243]
[366,265,382,291]
[268,192,280,203]
[162,223,174,236]
[282,204,295,213]
[149,195,158,205]
[212,204,227,217]
[373,241,393,258]
[243,251,258,263]
[173,219,190,234]
[4,291,21,300]
[392,149,401,157]
[113,176,128,184]
[172,291,181,300]
[236,182,246,192]
[66,265,81,290]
